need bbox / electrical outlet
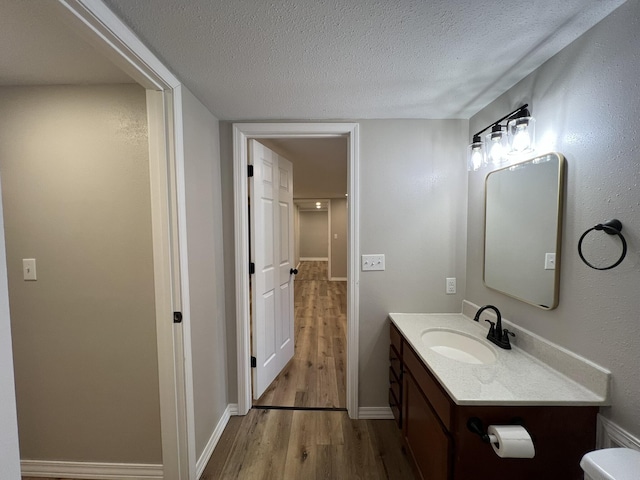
[446,277,456,294]
[361,254,385,271]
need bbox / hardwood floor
[201,408,415,480]
[24,411,416,480]
[254,261,347,408]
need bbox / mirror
[484,152,565,309]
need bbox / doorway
[252,192,348,408]
[1,2,190,478]
[233,123,360,418]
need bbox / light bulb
[485,128,506,165]
[467,136,485,171]
[512,124,530,152]
[508,116,535,154]
[489,142,504,164]
[470,147,483,170]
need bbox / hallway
[254,261,347,408]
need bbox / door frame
[233,123,360,418]
[54,1,194,478]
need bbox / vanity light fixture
[467,104,535,171]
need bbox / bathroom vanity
[389,311,609,480]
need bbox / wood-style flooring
[200,408,415,480]
[254,261,347,408]
[26,411,415,480]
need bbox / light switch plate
[361,254,385,271]
[23,258,37,281]
[544,253,556,270]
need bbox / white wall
[466,0,640,438]
[181,87,229,459]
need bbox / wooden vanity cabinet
[389,323,403,427]
[403,369,452,480]
[390,323,599,480]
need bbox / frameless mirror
[484,152,565,309]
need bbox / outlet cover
[446,277,456,294]
[23,258,37,281]
[361,254,385,271]
[544,253,556,270]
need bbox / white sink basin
[421,328,496,364]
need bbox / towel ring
[578,219,627,270]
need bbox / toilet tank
[581,448,640,480]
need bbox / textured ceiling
[0,0,132,86]
[103,0,626,120]
[0,0,626,197]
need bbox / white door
[249,140,295,400]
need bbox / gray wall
[181,87,229,459]
[220,119,469,407]
[466,0,640,438]
[358,120,468,405]
[0,85,161,463]
[299,210,328,258]
[330,198,347,279]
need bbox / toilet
[581,448,640,480]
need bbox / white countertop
[389,312,609,406]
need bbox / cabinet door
[403,372,451,480]
[389,344,402,426]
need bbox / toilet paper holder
[467,417,524,444]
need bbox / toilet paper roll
[487,425,535,459]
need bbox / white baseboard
[358,406,394,420]
[20,460,162,479]
[330,277,347,281]
[597,414,640,450]
[300,257,328,261]
[20,403,243,480]
[196,403,236,479]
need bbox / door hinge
[173,312,183,324]
[248,165,254,177]
[251,356,257,368]
[249,262,255,275]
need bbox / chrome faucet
[473,305,515,350]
